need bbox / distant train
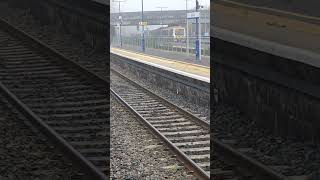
[149,26,186,42]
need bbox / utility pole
[141,0,145,52]
[156,7,167,28]
[113,0,125,48]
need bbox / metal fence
[112,36,210,56]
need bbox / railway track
[9,17,109,78]
[110,67,295,180]
[0,3,306,179]
[213,119,311,180]
[0,18,108,179]
[110,68,210,179]
[109,68,241,180]
[212,138,287,180]
[0,92,83,179]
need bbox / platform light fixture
[185,0,191,54]
[195,0,202,61]
[187,0,202,60]
[141,0,145,52]
[113,0,125,47]
[156,6,168,28]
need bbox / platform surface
[213,0,320,54]
[119,45,210,67]
[111,47,210,80]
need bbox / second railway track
[110,68,210,179]
[0,18,108,179]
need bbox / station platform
[213,0,320,54]
[118,45,210,67]
[111,47,210,79]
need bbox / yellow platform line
[214,0,320,35]
[111,47,210,79]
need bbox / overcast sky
[110,0,210,13]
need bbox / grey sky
[110,0,210,13]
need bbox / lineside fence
[112,36,210,56]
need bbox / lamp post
[156,7,167,28]
[186,0,190,54]
[113,0,125,47]
[195,0,201,61]
[141,0,145,52]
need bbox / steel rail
[0,8,288,179]
[0,17,108,86]
[213,139,288,180]
[110,88,210,180]
[111,67,288,180]
[110,68,209,129]
[0,82,108,180]
[0,17,109,179]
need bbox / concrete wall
[212,36,320,142]
[7,0,108,51]
[111,54,210,109]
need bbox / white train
[149,26,186,41]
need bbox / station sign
[187,12,200,19]
[139,21,148,26]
